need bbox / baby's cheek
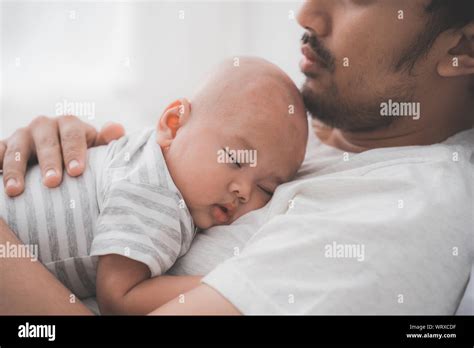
[188,172,221,203]
[240,192,270,216]
[256,189,273,206]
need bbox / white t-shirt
[169,124,474,315]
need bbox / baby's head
[156,57,308,229]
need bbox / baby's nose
[230,181,251,204]
[235,187,250,204]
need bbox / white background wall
[1,0,305,137]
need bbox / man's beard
[301,76,417,133]
[300,31,418,133]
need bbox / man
[1,0,473,314]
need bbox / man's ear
[156,98,191,148]
[437,23,474,77]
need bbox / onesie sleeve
[90,179,186,277]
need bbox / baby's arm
[96,254,202,315]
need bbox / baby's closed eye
[258,185,274,197]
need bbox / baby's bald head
[186,57,308,180]
[191,57,305,125]
[157,57,308,228]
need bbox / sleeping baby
[0,57,308,314]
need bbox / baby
[0,57,308,314]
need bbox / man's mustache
[301,32,335,72]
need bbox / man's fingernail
[45,169,56,178]
[68,160,80,170]
[6,178,18,188]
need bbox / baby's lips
[221,202,237,216]
[211,204,230,224]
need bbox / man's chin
[301,82,333,124]
[301,74,325,93]
[301,83,395,133]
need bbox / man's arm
[0,225,223,315]
[149,284,241,315]
[0,219,93,315]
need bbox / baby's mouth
[211,202,236,224]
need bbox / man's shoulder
[306,127,474,179]
[298,127,474,181]
[270,128,474,231]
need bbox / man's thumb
[95,122,125,145]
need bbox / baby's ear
[156,98,191,148]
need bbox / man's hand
[0,115,125,197]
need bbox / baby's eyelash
[223,148,241,168]
[259,186,274,196]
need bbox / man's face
[297,0,433,133]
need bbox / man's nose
[297,0,332,38]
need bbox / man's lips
[300,44,326,73]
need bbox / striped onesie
[0,128,195,298]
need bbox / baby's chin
[190,210,215,230]
[192,208,235,229]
